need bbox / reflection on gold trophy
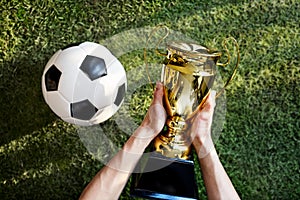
[154,40,238,160]
[131,26,240,200]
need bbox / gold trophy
[131,28,240,199]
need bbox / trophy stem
[153,116,192,160]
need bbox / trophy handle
[144,25,169,89]
[215,37,240,98]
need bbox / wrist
[199,147,217,162]
[123,126,154,154]
[193,136,215,159]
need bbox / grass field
[0,0,299,199]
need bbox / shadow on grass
[0,122,81,199]
[0,117,130,200]
[0,56,57,145]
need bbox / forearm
[80,82,166,200]
[79,126,152,200]
[190,90,239,199]
[196,147,240,200]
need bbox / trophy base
[131,152,198,200]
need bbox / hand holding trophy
[131,26,240,199]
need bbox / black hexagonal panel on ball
[45,65,62,91]
[70,99,98,120]
[80,55,107,81]
[114,83,126,106]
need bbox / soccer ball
[41,42,127,126]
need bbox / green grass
[1,0,299,199]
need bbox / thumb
[151,82,164,106]
[141,82,166,135]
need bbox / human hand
[189,90,216,159]
[133,82,167,141]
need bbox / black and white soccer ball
[42,42,127,126]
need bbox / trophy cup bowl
[131,40,239,200]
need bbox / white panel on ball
[72,71,97,102]
[46,92,70,118]
[92,81,111,109]
[58,70,79,102]
[73,119,90,126]
[79,42,99,53]
[62,117,76,126]
[66,117,94,127]
[55,47,86,73]
[108,60,127,104]
[92,105,115,124]
[107,59,127,78]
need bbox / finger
[203,90,216,112]
[147,104,167,133]
[152,81,164,105]
[196,90,216,121]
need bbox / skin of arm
[79,82,166,200]
[190,90,240,200]
[80,85,240,200]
